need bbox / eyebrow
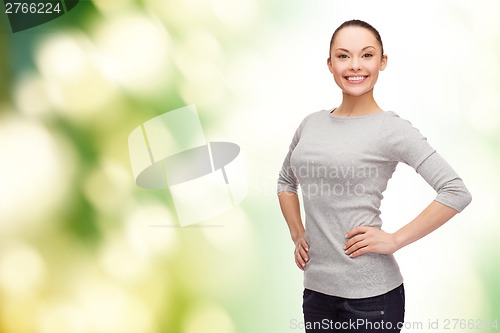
[335,46,376,52]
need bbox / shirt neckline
[327,108,388,120]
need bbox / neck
[334,90,382,117]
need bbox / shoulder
[302,109,327,123]
[379,110,426,137]
[287,109,328,142]
[380,110,415,128]
[378,110,430,148]
[377,111,434,163]
[296,109,329,131]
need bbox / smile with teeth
[345,76,368,82]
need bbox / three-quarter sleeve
[415,152,472,212]
[379,112,472,212]
[277,125,301,194]
[277,113,314,194]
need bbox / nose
[350,58,362,72]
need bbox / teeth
[347,76,366,81]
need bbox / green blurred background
[0,0,499,332]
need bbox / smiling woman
[277,19,472,333]
[327,21,387,114]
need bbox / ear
[379,54,388,71]
[327,57,334,73]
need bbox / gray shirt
[277,109,472,298]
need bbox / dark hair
[329,19,384,58]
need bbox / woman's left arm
[344,115,472,258]
[344,200,459,258]
[344,149,472,258]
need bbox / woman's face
[327,26,387,97]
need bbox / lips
[344,76,368,84]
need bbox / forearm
[393,200,458,251]
[345,200,463,257]
[278,191,304,243]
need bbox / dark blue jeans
[302,284,405,333]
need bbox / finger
[295,254,306,269]
[294,247,307,265]
[345,240,368,255]
[295,258,304,270]
[346,226,369,239]
[349,245,370,258]
[296,245,309,262]
[344,234,364,250]
[299,239,309,252]
[298,247,309,261]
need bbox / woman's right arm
[277,113,317,270]
[278,191,309,270]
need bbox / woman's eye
[337,54,348,59]
[363,53,373,58]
